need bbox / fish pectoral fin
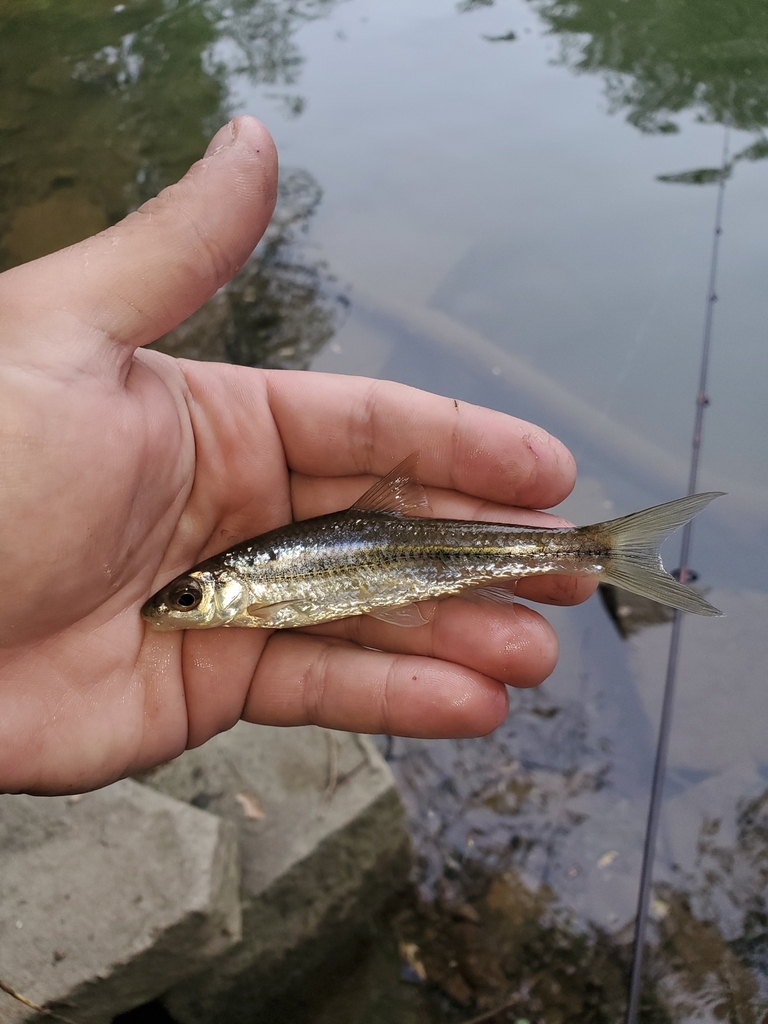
[460,584,518,607]
[349,453,431,517]
[365,602,434,627]
[246,600,304,620]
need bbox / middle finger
[304,594,559,689]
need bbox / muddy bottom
[117,871,672,1024]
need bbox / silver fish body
[141,458,723,631]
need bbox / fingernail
[204,120,237,158]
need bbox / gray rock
[0,779,240,1024]
[147,724,410,1024]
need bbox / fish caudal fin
[597,492,725,616]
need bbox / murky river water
[2,0,768,1020]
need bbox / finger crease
[303,643,331,724]
[379,659,400,736]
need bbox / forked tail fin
[597,492,725,616]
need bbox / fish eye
[166,578,203,611]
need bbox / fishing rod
[625,125,731,1024]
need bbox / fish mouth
[140,592,170,624]
[140,593,192,630]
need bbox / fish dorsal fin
[350,454,430,517]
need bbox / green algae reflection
[468,0,768,180]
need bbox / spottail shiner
[142,456,723,630]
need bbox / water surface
[2,0,767,1019]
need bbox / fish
[141,456,724,631]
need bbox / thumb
[0,116,278,355]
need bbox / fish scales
[224,512,580,627]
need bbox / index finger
[264,371,576,509]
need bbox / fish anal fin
[365,602,433,627]
[350,453,431,516]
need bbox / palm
[0,118,593,795]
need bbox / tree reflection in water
[530,0,768,133]
[465,0,768,178]
[153,166,345,368]
[0,0,341,366]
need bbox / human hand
[0,116,595,795]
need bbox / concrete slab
[0,779,240,1024]
[145,723,410,1024]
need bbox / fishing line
[625,124,731,1024]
